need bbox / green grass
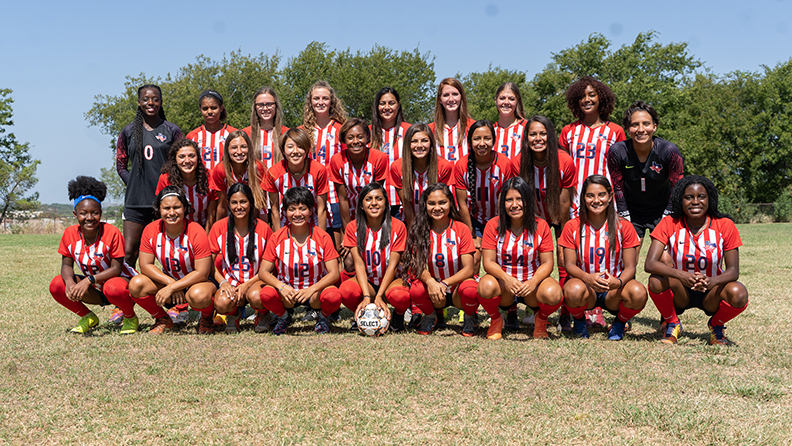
[1,225,791,445]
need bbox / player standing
[493,82,527,159]
[370,87,411,219]
[186,90,237,173]
[429,78,476,163]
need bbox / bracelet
[363,295,371,299]
[617,277,623,288]
[278,284,286,291]
[87,275,96,284]
[220,280,228,286]
[439,280,449,289]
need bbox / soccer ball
[356,303,389,336]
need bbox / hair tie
[74,195,101,208]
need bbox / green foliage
[460,66,528,123]
[0,89,40,223]
[100,166,125,203]
[774,187,792,222]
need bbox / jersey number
[683,255,709,271]
[447,145,457,161]
[144,144,154,161]
[575,143,595,159]
[366,251,381,267]
[165,257,180,272]
[434,253,445,268]
[476,186,490,203]
[230,257,252,272]
[503,254,525,266]
[293,263,310,278]
[589,247,606,265]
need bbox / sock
[566,304,588,320]
[385,286,410,315]
[339,280,363,312]
[102,277,136,318]
[49,276,92,317]
[409,280,436,316]
[617,301,641,323]
[558,266,568,287]
[537,300,563,320]
[479,294,502,319]
[711,299,747,326]
[337,268,355,288]
[457,279,480,316]
[130,294,168,319]
[191,300,214,319]
[649,289,679,324]
[319,287,342,317]
[259,286,287,318]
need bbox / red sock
[411,302,422,316]
[49,276,92,317]
[191,299,214,319]
[558,266,568,287]
[337,269,355,288]
[566,304,587,320]
[339,280,363,312]
[477,294,501,319]
[319,287,341,317]
[172,303,189,312]
[617,301,641,323]
[259,286,286,317]
[130,294,168,319]
[385,286,410,315]
[457,279,480,316]
[711,299,747,326]
[103,277,136,318]
[649,289,678,324]
[409,280,436,315]
[537,300,563,320]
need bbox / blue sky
[2,0,790,204]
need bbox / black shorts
[630,213,664,239]
[329,202,342,230]
[391,205,403,222]
[123,206,156,225]
[472,219,486,238]
[76,275,109,306]
[676,287,716,316]
[594,291,619,316]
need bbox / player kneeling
[645,175,748,345]
[49,176,139,334]
[560,175,647,340]
[257,187,341,335]
[128,186,217,334]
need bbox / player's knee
[49,276,65,295]
[625,281,648,305]
[726,282,748,308]
[543,278,563,304]
[128,276,147,297]
[562,279,587,304]
[647,275,665,293]
[476,276,499,299]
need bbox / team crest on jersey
[219,135,227,142]
[445,238,456,247]
[156,133,166,142]
[650,161,663,174]
[327,134,334,141]
[523,240,534,248]
[94,252,104,258]
[178,244,189,252]
[306,249,317,258]
[362,169,372,177]
[598,134,609,141]
[705,241,717,252]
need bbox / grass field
[1,224,791,445]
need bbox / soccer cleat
[109,307,124,324]
[533,316,549,339]
[557,312,572,333]
[272,313,291,336]
[167,307,180,323]
[487,316,503,340]
[389,313,405,333]
[434,315,448,331]
[458,308,465,323]
[329,309,341,321]
[416,312,438,335]
[349,320,358,331]
[224,313,241,334]
[505,306,519,331]
[301,308,318,322]
[462,314,477,337]
[660,322,682,344]
[253,312,271,333]
[314,314,330,334]
[213,314,226,328]
[198,315,215,335]
[119,316,139,335]
[708,319,731,346]
[586,307,607,328]
[71,312,99,334]
[149,317,173,335]
[608,319,626,341]
[573,317,590,339]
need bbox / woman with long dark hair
[370,87,411,218]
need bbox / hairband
[74,195,101,208]
[199,90,223,104]
[160,192,180,200]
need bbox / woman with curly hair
[645,175,748,345]
[429,78,475,163]
[156,139,217,231]
[403,183,479,336]
[49,176,139,334]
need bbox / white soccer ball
[356,303,389,336]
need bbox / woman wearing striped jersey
[454,120,513,273]
[559,175,647,340]
[429,78,475,163]
[389,123,453,228]
[129,186,217,334]
[257,187,342,335]
[370,87,411,218]
[49,176,139,334]
[209,183,273,334]
[262,128,328,232]
[403,183,479,336]
[186,90,237,173]
[339,183,410,332]
[156,139,217,232]
[645,175,748,345]
[242,86,289,172]
[493,82,528,159]
[209,130,267,222]
[477,177,562,340]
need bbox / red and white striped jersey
[262,225,339,290]
[372,122,412,206]
[156,174,217,228]
[650,216,742,277]
[186,124,237,172]
[241,125,290,171]
[343,218,406,286]
[427,220,476,281]
[328,149,389,217]
[559,121,626,212]
[58,223,137,290]
[388,158,454,215]
[429,118,476,163]
[453,152,513,224]
[209,218,274,286]
[559,217,639,277]
[494,118,527,159]
[510,150,578,221]
[481,216,554,281]
[305,121,343,213]
[139,220,212,280]
[208,161,266,194]
[262,159,329,227]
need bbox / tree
[0,89,40,224]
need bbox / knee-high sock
[259,286,286,318]
[566,304,587,320]
[617,301,641,323]
[385,286,410,315]
[457,279,480,316]
[339,280,363,312]
[478,294,502,319]
[103,277,135,318]
[409,280,436,316]
[711,299,747,326]
[130,294,168,319]
[649,289,678,324]
[537,300,563,320]
[49,276,91,317]
[319,288,341,317]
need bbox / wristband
[363,295,371,299]
[87,275,96,284]
[439,280,449,289]
[617,277,623,288]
